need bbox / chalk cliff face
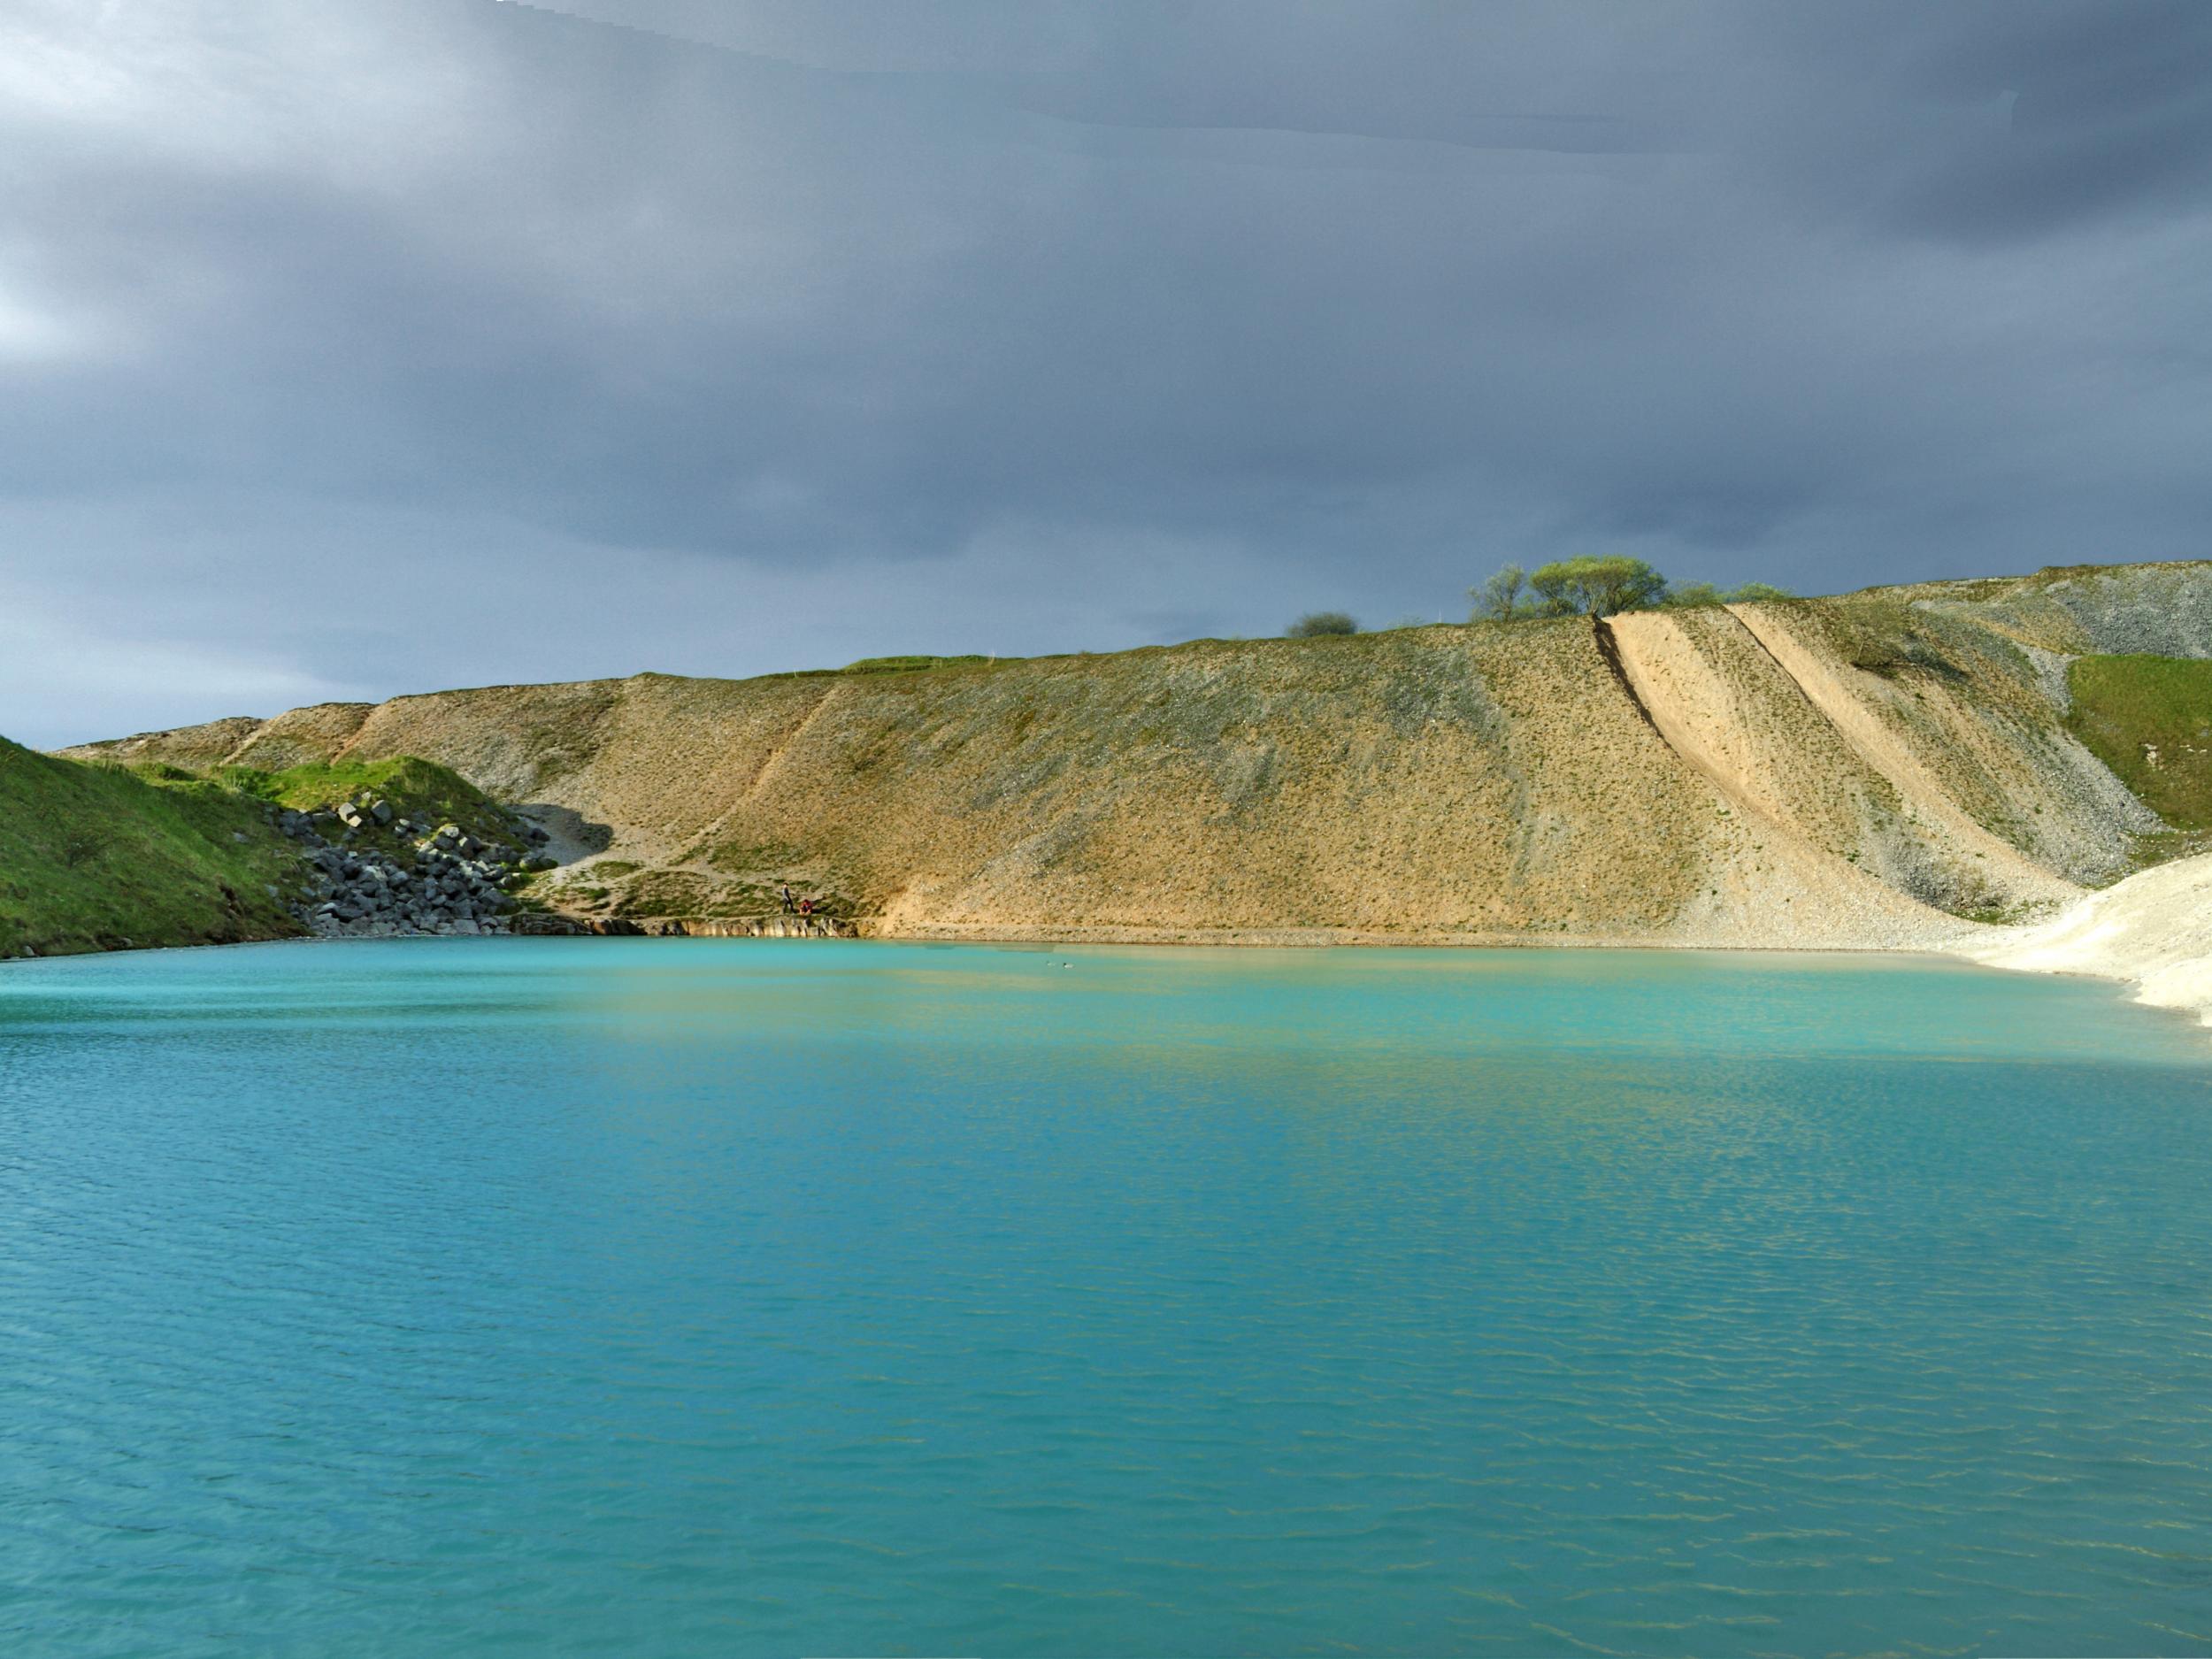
[59,562,2212,947]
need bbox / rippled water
[4,941,2210,1656]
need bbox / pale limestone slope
[58,561,2212,946]
[1607,608,2045,937]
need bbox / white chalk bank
[1955,850,2212,1028]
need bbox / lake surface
[4,940,2210,1657]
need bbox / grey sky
[3,0,2208,747]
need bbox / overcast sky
[4,1,2208,747]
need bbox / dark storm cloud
[1,0,2208,745]
[1842,2,2212,242]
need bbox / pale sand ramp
[1957,850,2212,1028]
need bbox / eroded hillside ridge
[59,561,2212,947]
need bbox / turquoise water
[4,941,2210,1657]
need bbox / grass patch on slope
[705,839,810,876]
[0,737,303,957]
[2066,656,2212,831]
[215,757,515,842]
[1821,596,1967,680]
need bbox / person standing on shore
[780,882,796,914]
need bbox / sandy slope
[1955,851,2212,1027]
[55,560,2212,947]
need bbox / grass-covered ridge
[212,756,515,843]
[0,738,303,957]
[2065,656,2212,833]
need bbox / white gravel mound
[1955,850,2212,1027]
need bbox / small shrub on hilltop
[1471,560,1793,621]
[1663,580,1727,609]
[1286,611,1359,637]
[1529,557,1669,618]
[1470,564,1527,621]
[1661,580,1793,609]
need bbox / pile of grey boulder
[275,794,557,939]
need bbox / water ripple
[2,939,2209,1655]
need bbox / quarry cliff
[54,560,2212,949]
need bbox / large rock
[511,911,585,935]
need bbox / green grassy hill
[2065,656,2212,861]
[0,739,303,957]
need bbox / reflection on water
[3,940,2208,1656]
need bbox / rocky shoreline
[277,793,858,943]
[510,912,854,939]
[277,794,557,939]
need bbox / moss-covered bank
[0,739,303,957]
